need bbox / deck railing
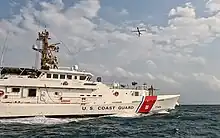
[106,84,149,90]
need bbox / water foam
[0,116,95,125]
[108,112,152,118]
[0,113,155,125]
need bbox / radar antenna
[33,28,60,70]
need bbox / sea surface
[0,105,219,138]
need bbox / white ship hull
[0,95,179,118]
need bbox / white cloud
[157,74,179,84]
[2,0,220,103]
[173,72,188,79]
[0,1,211,68]
[114,67,142,78]
[115,67,129,77]
[120,9,129,15]
[206,0,220,14]
[169,2,196,18]
[169,53,206,65]
[146,60,157,69]
[69,0,100,18]
[193,73,220,91]
[145,73,156,80]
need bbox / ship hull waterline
[0,95,180,119]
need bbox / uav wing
[139,29,146,32]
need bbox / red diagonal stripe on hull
[138,96,157,113]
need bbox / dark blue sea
[0,105,219,138]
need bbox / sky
[0,0,220,104]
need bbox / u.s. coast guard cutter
[0,29,180,118]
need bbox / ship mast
[33,29,60,70]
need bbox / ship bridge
[40,65,94,81]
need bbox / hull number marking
[81,106,134,111]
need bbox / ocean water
[0,105,219,138]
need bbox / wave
[0,116,95,125]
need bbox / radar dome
[73,65,79,70]
[113,82,120,88]
[32,44,38,49]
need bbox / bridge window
[74,76,77,79]
[28,89,36,97]
[53,74,58,79]
[67,75,72,79]
[80,76,86,80]
[46,74,51,78]
[87,76,92,81]
[60,74,65,79]
[12,88,20,92]
[135,92,139,96]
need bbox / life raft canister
[63,81,68,85]
[113,91,119,96]
[0,90,4,97]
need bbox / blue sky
[0,0,220,104]
[0,0,204,25]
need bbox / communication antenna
[33,42,40,69]
[0,31,9,67]
[33,20,41,69]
